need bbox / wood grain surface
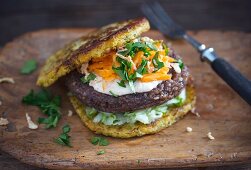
[0,29,250,169]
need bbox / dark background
[0,0,251,46]
[1,0,251,169]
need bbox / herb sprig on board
[97,150,105,155]
[22,89,61,128]
[91,136,109,146]
[20,59,38,74]
[54,124,71,147]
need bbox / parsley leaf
[112,63,129,81]
[152,52,164,70]
[97,150,105,155]
[54,124,71,147]
[162,43,169,56]
[128,80,135,93]
[109,91,118,97]
[80,73,96,84]
[117,80,126,88]
[145,41,157,51]
[114,41,158,90]
[90,136,109,146]
[119,41,157,57]
[177,59,184,70]
[136,59,148,75]
[20,59,37,74]
[22,89,61,128]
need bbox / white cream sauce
[89,75,162,96]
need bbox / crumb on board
[0,117,9,126]
[68,110,73,117]
[191,107,200,117]
[231,152,238,159]
[26,113,38,129]
[207,132,215,140]
[186,127,193,132]
[0,77,15,84]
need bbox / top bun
[37,18,150,87]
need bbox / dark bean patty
[65,51,189,113]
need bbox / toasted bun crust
[69,81,196,138]
[37,18,150,87]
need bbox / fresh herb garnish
[136,59,148,75]
[128,60,147,82]
[20,59,37,74]
[109,91,118,97]
[162,43,169,56]
[128,80,135,93]
[112,63,129,81]
[113,41,158,91]
[119,41,157,57]
[152,52,164,70]
[80,73,96,84]
[97,150,105,155]
[146,41,157,51]
[22,89,61,128]
[117,80,126,88]
[54,124,71,147]
[177,59,184,70]
[85,107,98,119]
[91,136,109,146]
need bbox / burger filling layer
[85,88,186,125]
[79,37,184,96]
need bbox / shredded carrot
[87,41,176,82]
[133,51,143,67]
[141,73,172,82]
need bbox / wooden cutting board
[0,29,250,169]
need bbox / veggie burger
[37,18,196,138]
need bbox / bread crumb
[207,132,215,140]
[0,117,9,126]
[191,107,200,117]
[0,77,15,84]
[231,152,238,159]
[68,110,73,117]
[26,113,38,129]
[186,127,192,132]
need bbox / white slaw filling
[85,88,186,126]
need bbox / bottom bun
[69,82,196,138]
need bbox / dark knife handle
[206,52,251,105]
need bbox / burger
[37,18,196,138]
